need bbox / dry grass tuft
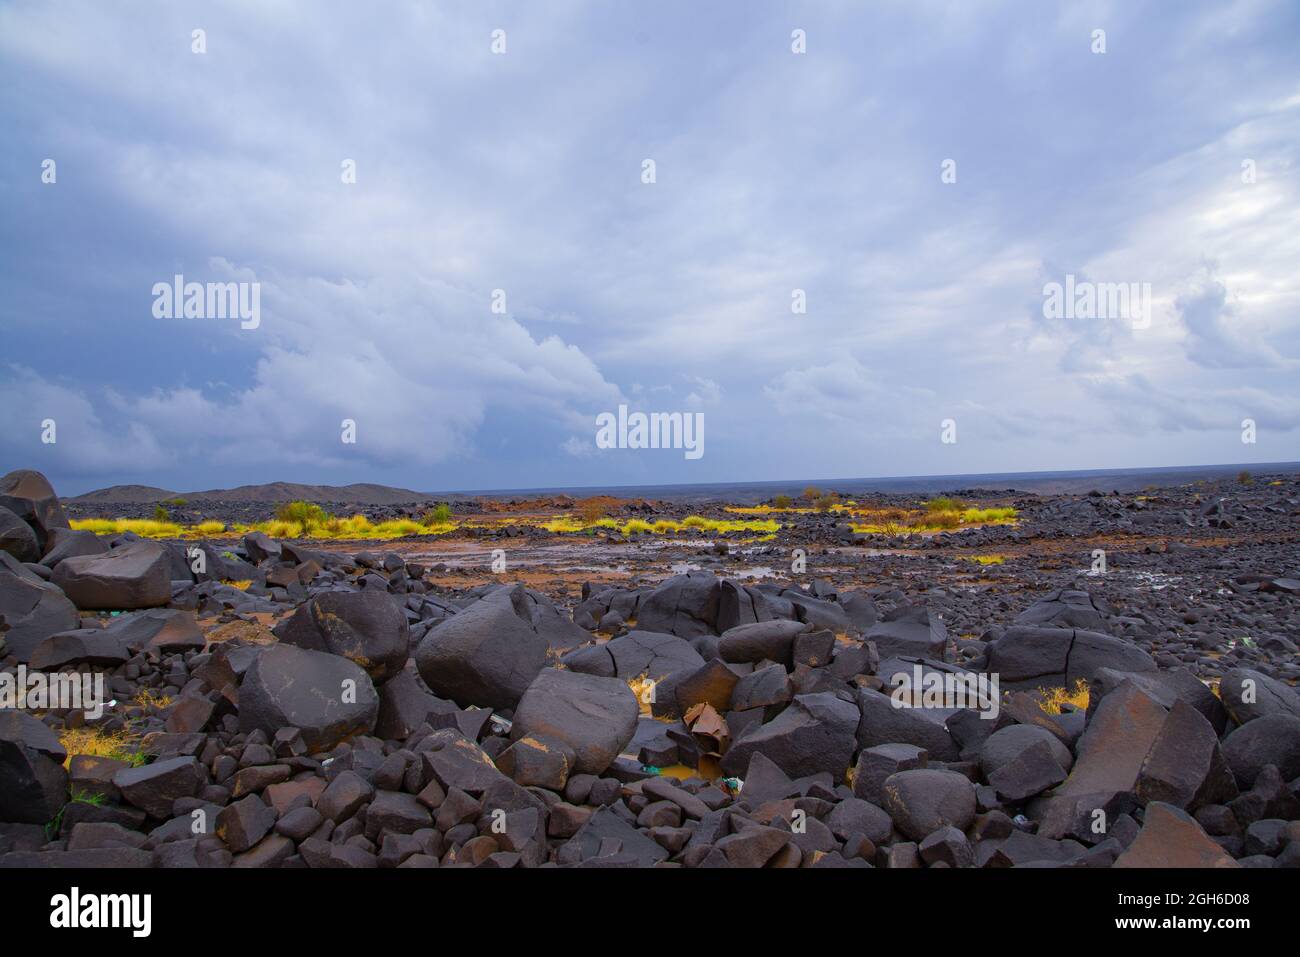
[58,727,147,768]
[1038,679,1090,714]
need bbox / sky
[1,0,1298,497]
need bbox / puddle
[653,755,723,782]
[1086,569,1183,590]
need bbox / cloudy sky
[2,1,1298,496]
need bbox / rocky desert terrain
[2,466,1298,869]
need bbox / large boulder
[0,506,40,563]
[374,669,455,740]
[604,630,705,681]
[1087,666,1228,734]
[274,589,410,683]
[238,644,379,752]
[981,724,1073,779]
[0,556,80,663]
[783,589,855,633]
[1136,699,1237,811]
[414,584,549,709]
[51,541,172,610]
[29,629,130,670]
[1013,588,1108,631]
[718,619,808,666]
[1221,713,1300,788]
[715,579,780,632]
[855,687,960,761]
[864,603,948,659]
[104,608,205,655]
[673,658,741,713]
[0,711,68,824]
[38,528,108,569]
[881,768,976,841]
[564,630,705,718]
[0,470,70,552]
[1031,681,1167,840]
[1218,668,1300,726]
[720,692,859,779]
[1114,802,1240,868]
[242,531,281,564]
[511,669,638,774]
[113,756,205,819]
[635,572,721,638]
[516,588,592,653]
[987,626,1154,688]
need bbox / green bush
[421,503,453,525]
[275,500,327,537]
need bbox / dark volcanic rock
[274,589,410,683]
[1218,668,1300,725]
[1114,802,1240,868]
[29,629,129,669]
[38,528,109,569]
[238,643,379,752]
[0,557,80,662]
[720,692,859,779]
[987,626,1155,687]
[511,669,638,775]
[635,572,721,639]
[114,757,205,819]
[881,768,976,841]
[0,506,39,563]
[1032,681,1167,840]
[1136,699,1237,811]
[718,619,807,666]
[864,603,948,659]
[0,470,70,551]
[1221,713,1300,788]
[52,540,172,610]
[374,669,454,740]
[1013,588,1109,630]
[414,584,548,709]
[0,712,69,824]
[855,687,960,761]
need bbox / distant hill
[69,484,180,504]
[69,481,435,505]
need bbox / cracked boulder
[0,470,70,552]
[0,711,68,824]
[1031,681,1167,840]
[0,506,39,563]
[720,691,859,779]
[635,572,721,639]
[0,556,80,663]
[238,643,379,752]
[274,588,410,683]
[986,626,1155,688]
[511,669,638,775]
[1114,802,1240,868]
